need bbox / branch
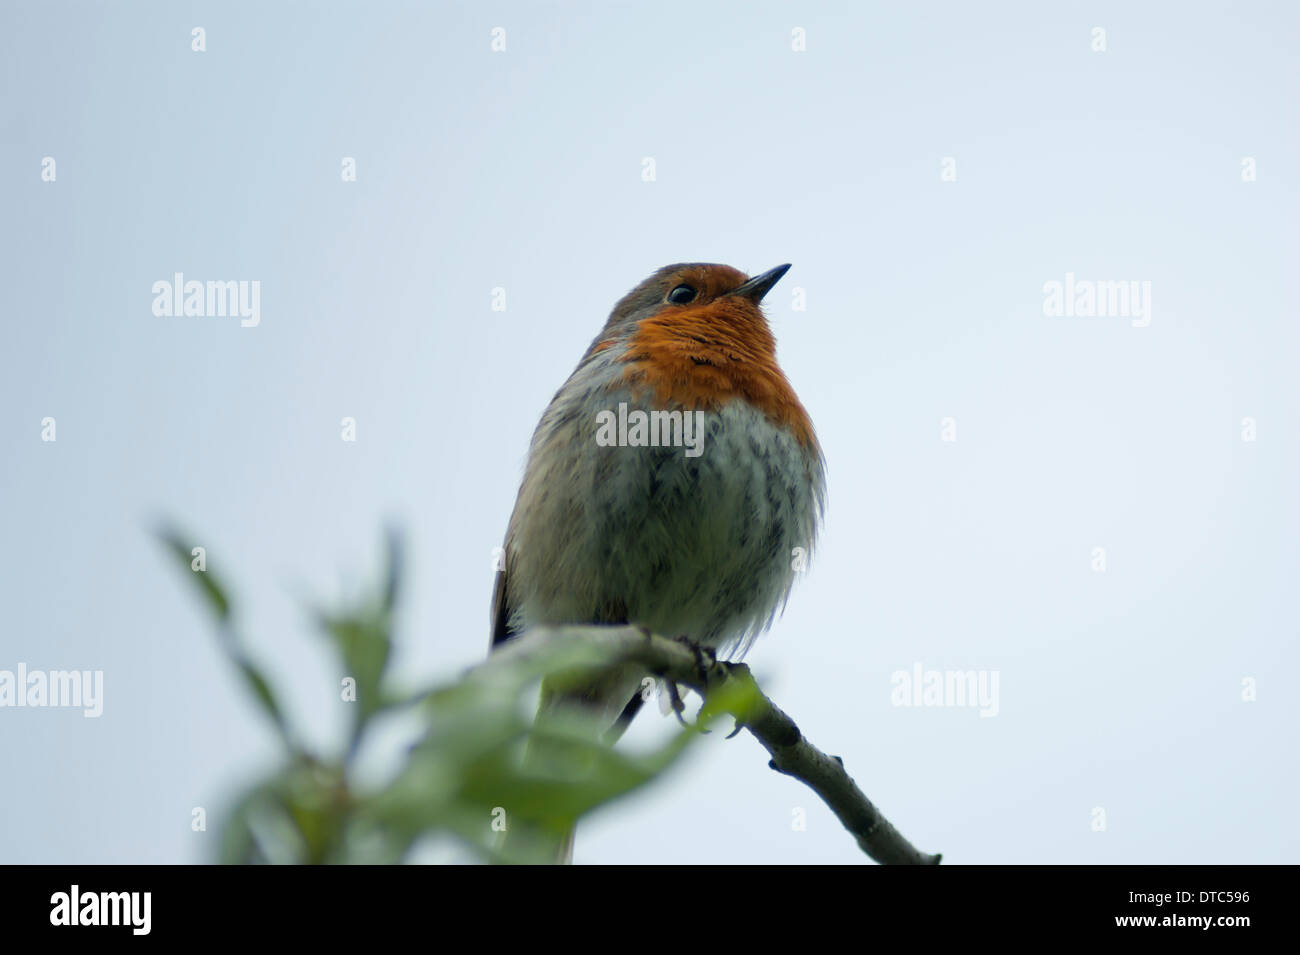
[482,624,942,865]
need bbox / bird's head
[584,263,812,447]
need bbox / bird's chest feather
[508,377,823,649]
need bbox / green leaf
[167,523,712,864]
[156,522,294,749]
[156,524,230,621]
[381,524,403,613]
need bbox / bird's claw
[663,678,691,728]
[663,684,711,734]
[661,635,725,733]
[672,634,716,687]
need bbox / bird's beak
[729,264,791,304]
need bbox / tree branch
[482,624,942,865]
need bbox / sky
[1,1,1297,864]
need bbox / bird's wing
[489,554,513,649]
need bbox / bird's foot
[664,677,689,727]
[671,634,717,687]
[662,635,718,733]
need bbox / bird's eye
[666,284,698,305]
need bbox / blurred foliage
[158,526,707,864]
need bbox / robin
[490,263,825,857]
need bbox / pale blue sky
[1,1,1296,863]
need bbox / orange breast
[615,298,817,449]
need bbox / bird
[490,262,824,858]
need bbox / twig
[482,625,942,865]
